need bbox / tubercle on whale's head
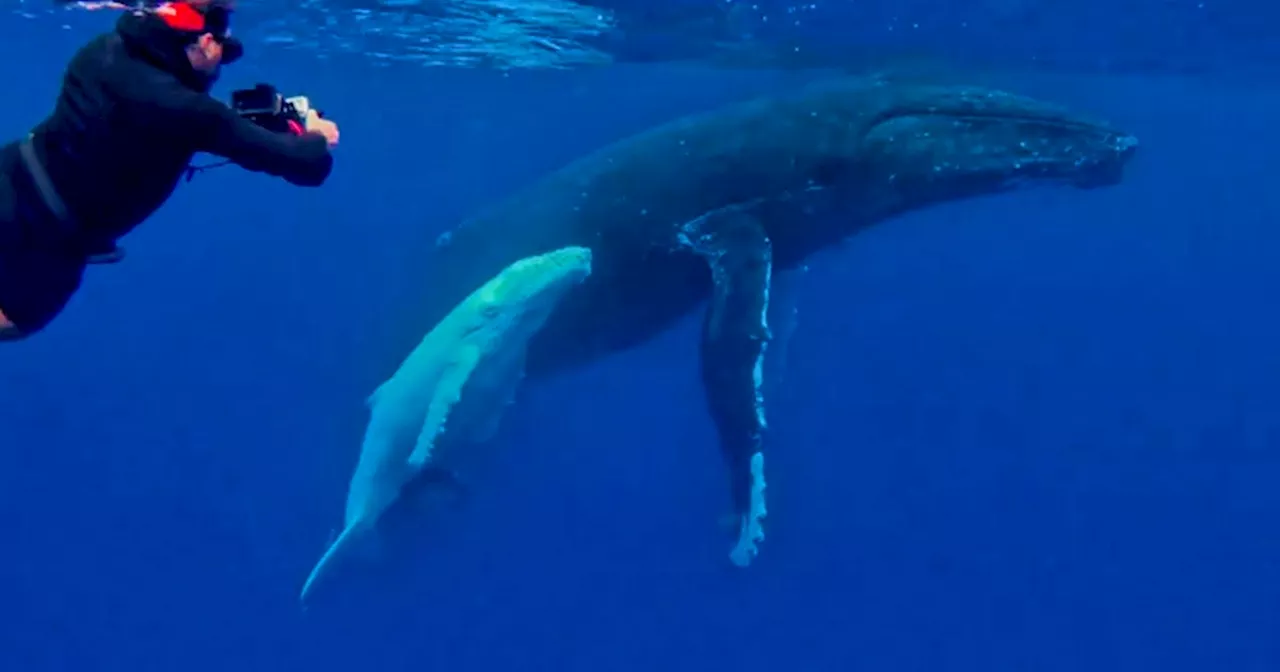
[498,246,593,296]
[472,246,593,332]
[853,83,1139,202]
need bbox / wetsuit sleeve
[183,96,333,187]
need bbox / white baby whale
[300,246,593,602]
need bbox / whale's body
[392,77,1139,566]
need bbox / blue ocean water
[2,2,1279,671]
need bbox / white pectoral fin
[407,346,482,469]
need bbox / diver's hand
[304,108,339,148]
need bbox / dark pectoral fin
[678,209,772,568]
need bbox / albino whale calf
[300,246,593,602]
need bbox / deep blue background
[3,6,1280,671]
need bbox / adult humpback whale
[410,77,1139,566]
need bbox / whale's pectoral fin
[407,346,482,469]
[678,209,772,568]
[763,266,804,401]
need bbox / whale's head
[470,246,594,341]
[823,82,1139,216]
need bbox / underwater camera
[230,83,317,135]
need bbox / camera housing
[230,83,311,135]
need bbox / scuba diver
[0,0,340,341]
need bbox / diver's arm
[185,96,334,187]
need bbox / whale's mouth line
[872,109,1120,136]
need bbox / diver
[0,0,340,341]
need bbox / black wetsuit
[0,10,332,337]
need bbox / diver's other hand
[305,108,339,148]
